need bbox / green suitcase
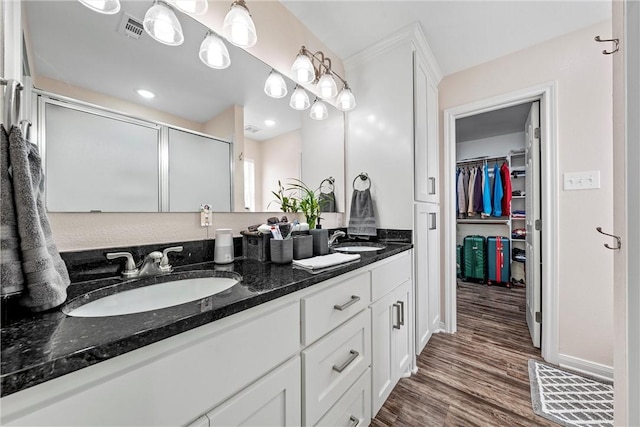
[456,245,464,278]
[463,235,486,282]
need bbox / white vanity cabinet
[369,253,413,416]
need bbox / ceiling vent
[117,14,144,40]
[244,125,262,134]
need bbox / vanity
[0,242,413,426]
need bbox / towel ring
[320,177,335,193]
[352,172,371,191]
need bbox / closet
[455,102,535,287]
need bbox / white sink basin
[333,245,386,253]
[66,276,239,317]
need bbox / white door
[525,101,542,348]
[394,280,412,377]
[370,290,396,416]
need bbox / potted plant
[287,179,322,229]
[270,180,299,213]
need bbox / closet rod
[456,155,508,166]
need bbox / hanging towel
[473,166,483,214]
[467,167,476,216]
[492,163,503,217]
[319,190,337,213]
[482,163,492,217]
[501,162,513,217]
[347,188,377,237]
[7,126,69,311]
[293,253,361,270]
[1,126,24,296]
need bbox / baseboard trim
[557,354,614,382]
[439,321,446,332]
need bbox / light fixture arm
[299,46,348,86]
[230,0,250,13]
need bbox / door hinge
[534,127,541,139]
[535,219,542,231]
[535,311,542,323]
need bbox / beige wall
[439,21,614,367]
[243,136,263,211]
[261,129,302,212]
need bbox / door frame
[443,82,559,364]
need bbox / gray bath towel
[7,126,69,311]
[348,189,377,237]
[1,126,24,296]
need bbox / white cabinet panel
[302,309,371,426]
[207,357,301,427]
[394,281,412,377]
[371,252,411,301]
[415,202,441,354]
[302,272,371,345]
[315,368,371,427]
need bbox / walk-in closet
[454,101,542,348]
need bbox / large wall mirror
[23,0,345,213]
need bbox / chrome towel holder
[1,78,24,130]
[352,172,371,190]
[594,35,619,55]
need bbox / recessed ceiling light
[264,119,276,127]
[136,89,155,99]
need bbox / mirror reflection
[23,0,344,213]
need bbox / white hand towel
[292,253,360,270]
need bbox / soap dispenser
[214,229,234,264]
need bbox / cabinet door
[393,280,412,378]
[415,203,440,354]
[413,52,439,203]
[207,357,301,427]
[370,291,396,417]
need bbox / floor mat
[528,359,613,427]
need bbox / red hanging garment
[501,162,512,217]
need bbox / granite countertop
[0,242,412,397]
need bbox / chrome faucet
[328,230,346,246]
[106,246,183,279]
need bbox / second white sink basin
[333,243,386,253]
[66,276,239,318]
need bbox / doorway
[443,83,560,364]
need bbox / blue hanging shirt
[482,163,492,216]
[492,163,503,217]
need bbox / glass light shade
[78,0,121,14]
[223,2,257,48]
[336,86,356,111]
[144,1,184,46]
[199,32,230,69]
[309,98,328,120]
[289,86,310,110]
[291,53,315,84]
[264,71,288,98]
[172,0,208,15]
[317,72,338,99]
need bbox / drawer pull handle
[334,295,360,311]
[398,300,405,326]
[429,177,436,195]
[348,415,360,427]
[393,303,401,329]
[333,350,359,373]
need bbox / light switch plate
[563,171,601,190]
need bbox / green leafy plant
[286,179,324,229]
[269,180,299,213]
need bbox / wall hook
[594,36,619,55]
[596,227,621,250]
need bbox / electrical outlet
[563,171,601,190]
[200,203,212,227]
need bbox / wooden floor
[372,281,557,427]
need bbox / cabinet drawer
[315,368,371,427]
[301,272,370,345]
[371,251,412,301]
[302,309,371,426]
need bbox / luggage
[487,236,511,287]
[456,245,464,278]
[463,236,486,282]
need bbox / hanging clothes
[467,167,476,216]
[492,163,503,217]
[457,169,467,218]
[455,168,460,216]
[473,166,483,214]
[500,162,512,217]
[482,163,492,217]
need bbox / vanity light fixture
[290,46,355,109]
[143,0,184,46]
[78,0,121,15]
[171,0,208,15]
[223,0,257,48]
[264,70,288,98]
[136,89,156,99]
[309,98,328,121]
[199,31,231,69]
[289,85,310,110]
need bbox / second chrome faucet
[106,246,183,279]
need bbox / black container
[242,232,271,262]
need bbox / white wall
[456,132,525,161]
[440,21,614,369]
[244,137,262,212]
[345,42,414,229]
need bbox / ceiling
[280,0,611,76]
[455,102,532,143]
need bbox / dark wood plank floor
[372,281,557,427]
